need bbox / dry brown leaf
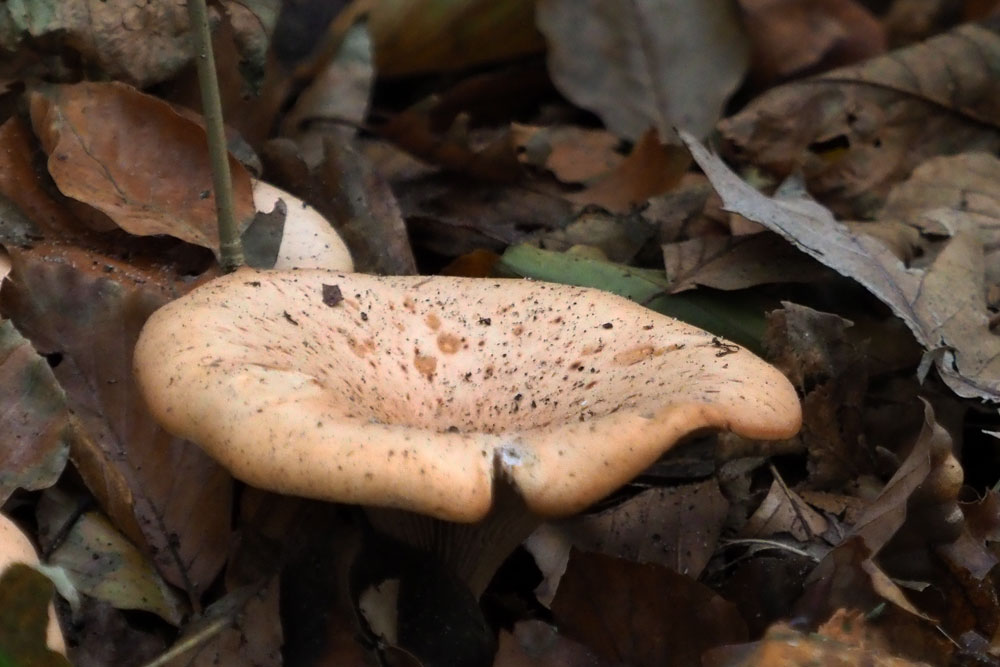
[685,134,1000,402]
[510,124,624,184]
[28,81,256,252]
[0,319,71,504]
[568,129,690,213]
[743,478,830,542]
[663,232,830,292]
[0,117,81,239]
[369,0,544,77]
[551,549,747,667]
[537,0,748,140]
[493,620,610,667]
[0,243,232,598]
[718,21,1000,217]
[739,0,886,85]
[526,480,729,603]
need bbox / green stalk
[187,0,244,273]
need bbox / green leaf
[496,244,768,352]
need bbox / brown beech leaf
[527,480,729,605]
[0,243,232,598]
[718,21,1000,217]
[551,549,747,667]
[663,232,830,292]
[685,134,1000,402]
[0,117,81,239]
[0,0,197,87]
[537,0,749,140]
[0,319,70,504]
[28,81,256,253]
[568,129,690,213]
[739,0,887,85]
[510,124,624,185]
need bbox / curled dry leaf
[537,0,749,140]
[0,243,232,597]
[718,21,1000,217]
[0,319,71,504]
[28,81,256,253]
[685,134,1000,402]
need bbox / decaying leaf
[28,81,256,253]
[0,319,71,504]
[0,0,197,87]
[0,565,70,667]
[494,620,610,667]
[663,232,830,292]
[537,0,749,140]
[510,124,625,184]
[220,0,280,94]
[718,20,1000,217]
[526,480,729,605]
[0,243,232,598]
[551,549,747,667]
[36,489,186,625]
[685,134,1000,402]
[743,477,829,542]
[369,0,543,76]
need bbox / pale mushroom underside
[134,269,801,522]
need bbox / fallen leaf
[0,319,71,504]
[526,479,729,606]
[220,0,280,95]
[739,0,886,85]
[161,579,282,667]
[537,0,749,140]
[29,81,257,253]
[684,133,1000,402]
[551,549,747,667]
[510,124,624,184]
[0,564,71,667]
[0,0,199,87]
[36,488,186,625]
[542,209,655,264]
[281,21,373,167]
[0,117,81,238]
[663,232,831,292]
[369,0,543,76]
[0,243,232,598]
[567,129,690,212]
[743,478,829,542]
[718,21,1000,217]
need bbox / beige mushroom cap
[252,180,354,272]
[134,269,801,522]
[0,513,66,655]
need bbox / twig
[139,616,230,667]
[187,0,244,273]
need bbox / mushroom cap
[252,180,354,272]
[0,513,66,655]
[134,269,801,522]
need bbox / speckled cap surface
[134,269,801,521]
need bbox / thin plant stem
[139,616,230,667]
[187,0,244,273]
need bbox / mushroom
[134,269,801,595]
[0,512,66,656]
[251,180,354,272]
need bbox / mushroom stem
[367,484,541,598]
